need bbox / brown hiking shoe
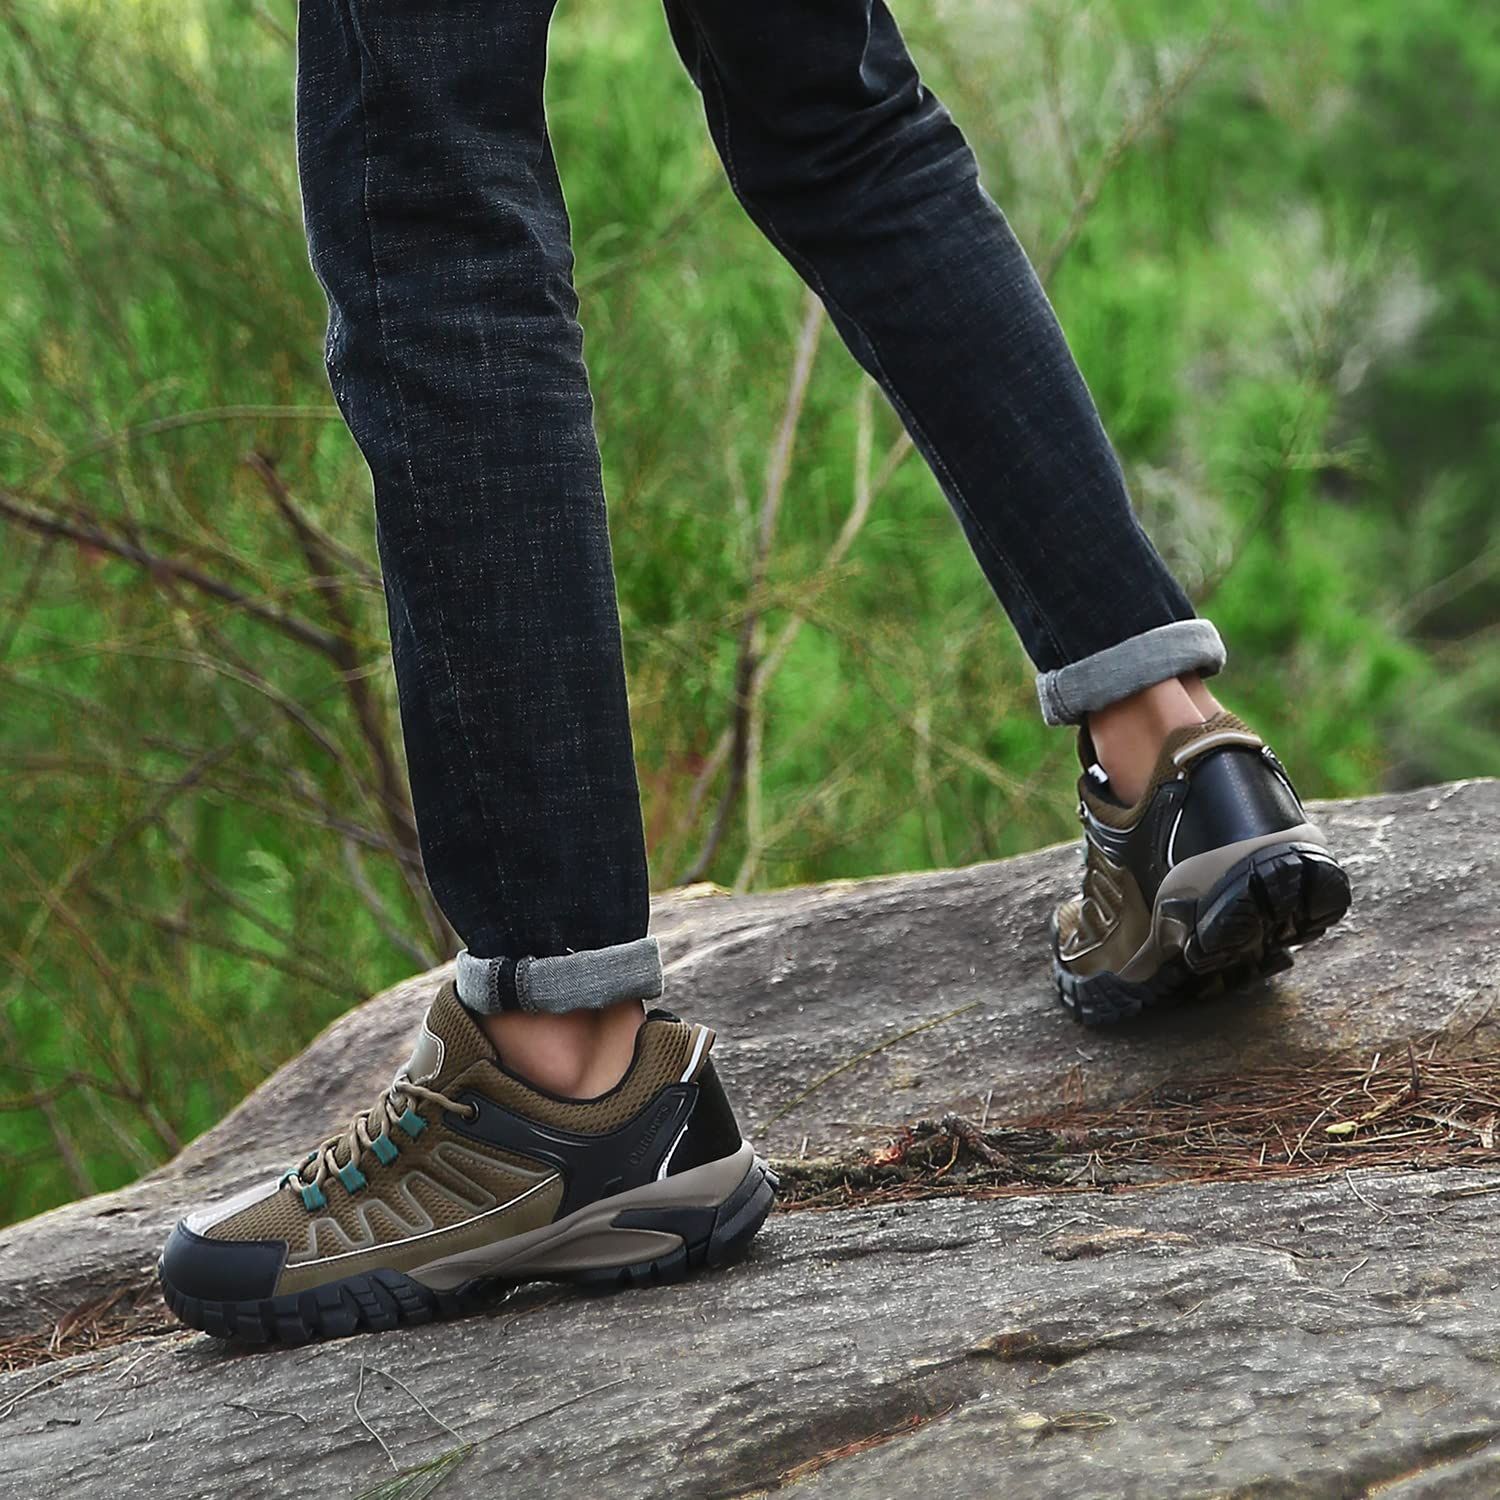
[159,985,775,1342]
[1053,711,1352,1025]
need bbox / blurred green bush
[0,0,1495,1223]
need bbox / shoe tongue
[399,981,497,1089]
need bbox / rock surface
[4,1168,1499,1499]
[1,780,1497,1497]
[1,780,1494,1339]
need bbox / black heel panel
[667,1060,744,1175]
[1172,749,1306,862]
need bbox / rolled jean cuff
[1035,620,1226,727]
[455,935,663,1016]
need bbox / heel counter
[1173,747,1305,864]
[666,1059,744,1176]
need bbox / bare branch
[85,888,357,1001]
[678,290,825,884]
[1,839,180,1156]
[1039,32,1226,287]
[0,1007,90,1196]
[669,380,889,882]
[0,485,344,660]
[341,840,439,972]
[242,449,381,588]
[0,535,55,663]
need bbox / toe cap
[160,1220,288,1303]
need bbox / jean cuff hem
[1035,620,1226,727]
[454,936,663,1016]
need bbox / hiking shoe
[1052,711,1352,1026]
[159,985,776,1342]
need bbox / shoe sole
[1054,838,1353,1027]
[159,1147,778,1344]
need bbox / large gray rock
[1,780,1493,1340]
[4,1167,1499,1499]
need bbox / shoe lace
[281,1073,478,1195]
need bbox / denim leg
[662,0,1221,713]
[296,0,658,1010]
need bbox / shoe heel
[569,1153,779,1293]
[1185,841,1352,975]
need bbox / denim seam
[681,10,1067,666]
[1044,672,1073,724]
[333,0,502,948]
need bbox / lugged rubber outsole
[159,1154,778,1345]
[1054,841,1352,1028]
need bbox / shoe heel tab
[1172,725,1263,770]
[678,1022,716,1084]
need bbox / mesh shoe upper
[200,984,704,1265]
[160,982,766,1336]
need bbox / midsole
[408,1140,758,1291]
[1157,822,1327,904]
[1116,825,1328,982]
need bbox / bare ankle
[477,999,646,1098]
[1179,673,1224,720]
[1087,679,1205,804]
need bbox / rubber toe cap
[160,1220,288,1303]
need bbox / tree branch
[1039,32,1226,287]
[678,290,825,885]
[0,484,344,660]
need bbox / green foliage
[0,0,1494,1225]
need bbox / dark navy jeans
[295,0,1223,1014]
